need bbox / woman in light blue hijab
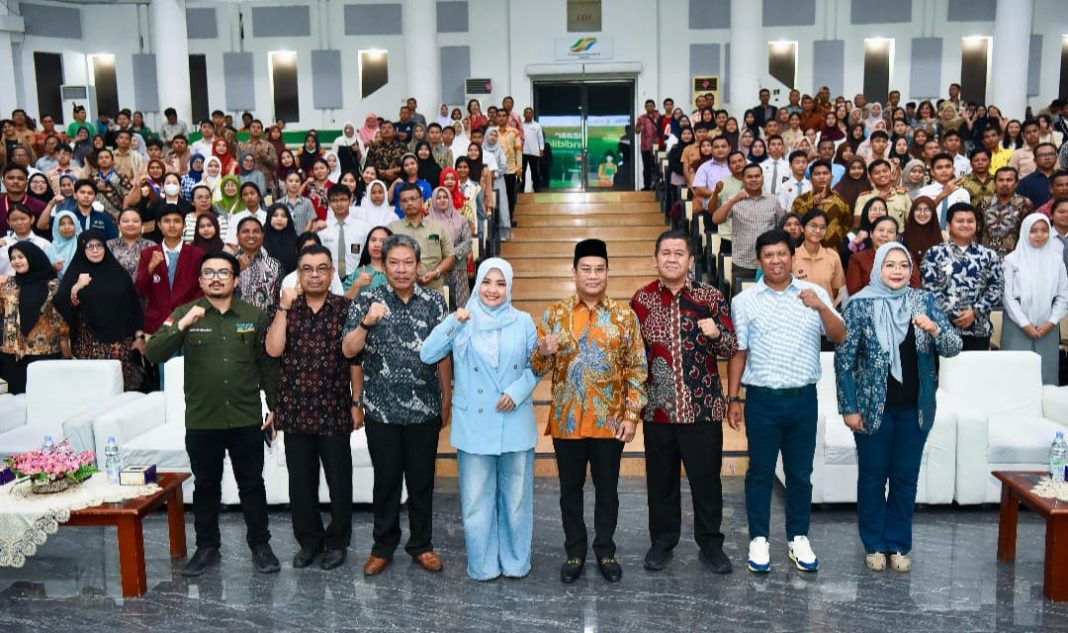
[420,257,538,580]
[835,242,962,573]
[50,209,83,278]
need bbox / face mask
[164,183,180,197]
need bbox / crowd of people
[1,81,1066,582]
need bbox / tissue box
[0,467,13,485]
[119,465,157,486]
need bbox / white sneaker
[747,537,771,573]
[787,536,819,572]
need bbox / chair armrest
[940,389,989,505]
[1041,386,1068,428]
[0,395,27,435]
[92,393,166,468]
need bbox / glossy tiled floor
[2,477,1067,632]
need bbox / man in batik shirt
[531,238,647,585]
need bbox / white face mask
[164,183,180,197]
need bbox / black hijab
[262,203,299,274]
[55,230,142,343]
[414,140,442,185]
[192,213,225,253]
[467,144,485,182]
[298,133,322,173]
[9,241,58,338]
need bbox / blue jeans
[457,449,535,580]
[743,386,817,540]
[854,406,929,554]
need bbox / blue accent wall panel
[850,0,911,25]
[690,43,721,78]
[813,40,844,99]
[186,7,218,39]
[437,1,468,33]
[251,5,311,38]
[22,3,82,39]
[947,0,996,22]
[440,46,470,106]
[311,50,343,109]
[689,0,730,29]
[909,37,942,99]
[223,52,256,111]
[763,0,815,27]
[344,4,403,36]
[132,54,159,113]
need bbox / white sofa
[0,360,142,456]
[775,352,958,504]
[93,357,375,505]
[939,351,1068,504]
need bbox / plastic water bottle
[42,435,54,453]
[1051,432,1067,484]
[105,436,122,485]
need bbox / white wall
[7,0,1068,129]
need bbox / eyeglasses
[200,268,234,280]
[1036,152,1058,159]
[806,224,827,231]
[577,266,608,276]
[882,262,913,272]
[299,265,332,276]
[84,242,105,251]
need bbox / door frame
[531,76,636,192]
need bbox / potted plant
[4,441,97,494]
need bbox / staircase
[436,191,748,476]
[505,191,664,319]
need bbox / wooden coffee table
[993,470,1068,602]
[62,472,189,598]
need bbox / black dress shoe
[700,548,734,574]
[643,547,673,572]
[560,558,585,584]
[320,548,347,570]
[251,544,281,574]
[598,556,623,582]
[292,547,320,569]
[182,547,220,577]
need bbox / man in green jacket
[146,250,280,577]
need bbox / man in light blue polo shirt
[726,229,845,574]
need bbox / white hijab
[333,122,360,148]
[450,121,469,163]
[324,151,342,182]
[202,156,222,189]
[358,179,397,226]
[1004,214,1065,326]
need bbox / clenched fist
[539,334,560,357]
[178,305,206,330]
[279,285,302,310]
[363,302,389,326]
[697,317,720,340]
[455,307,471,323]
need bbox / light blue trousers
[457,449,535,580]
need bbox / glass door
[533,80,634,191]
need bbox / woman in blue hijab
[420,257,538,581]
[834,242,962,573]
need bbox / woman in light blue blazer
[420,257,538,580]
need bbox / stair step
[510,256,655,275]
[514,202,662,214]
[518,191,656,204]
[511,276,644,300]
[509,226,664,241]
[501,241,653,257]
[516,213,665,227]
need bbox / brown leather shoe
[413,551,444,572]
[362,555,391,576]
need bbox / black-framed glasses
[201,268,233,280]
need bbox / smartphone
[262,414,273,448]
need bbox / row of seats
[0,359,377,505]
[778,350,1068,505]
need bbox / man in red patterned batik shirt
[630,229,737,574]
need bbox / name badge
[236,322,255,334]
[428,234,439,242]
[350,243,361,255]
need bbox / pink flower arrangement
[4,440,97,484]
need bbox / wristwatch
[726,396,745,404]
[351,398,362,408]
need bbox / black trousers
[185,425,270,549]
[962,335,991,351]
[284,432,353,552]
[553,437,624,559]
[0,352,60,395]
[644,422,725,555]
[504,173,518,217]
[364,416,440,559]
[641,150,655,189]
[522,154,542,192]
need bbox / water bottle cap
[1059,432,1065,439]
[108,435,116,442]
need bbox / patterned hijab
[851,242,913,382]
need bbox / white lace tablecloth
[1033,477,1068,502]
[0,473,160,568]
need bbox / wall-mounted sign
[555,35,613,61]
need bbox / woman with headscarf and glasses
[55,230,144,389]
[835,242,961,573]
